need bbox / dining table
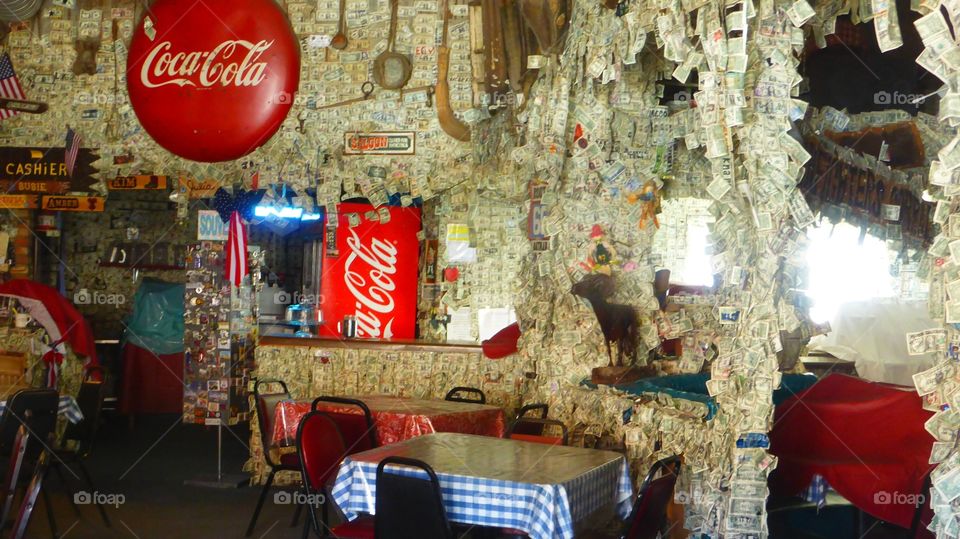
[330,432,634,539]
[272,394,506,446]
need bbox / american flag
[0,54,24,120]
[225,210,249,287]
[65,127,81,177]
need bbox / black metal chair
[375,456,454,539]
[310,396,378,453]
[0,425,28,527]
[0,388,61,537]
[50,369,110,527]
[506,418,569,446]
[246,379,302,537]
[509,403,549,436]
[443,387,485,405]
[9,448,51,539]
[297,411,374,539]
[622,455,681,539]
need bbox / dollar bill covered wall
[0,0,484,204]
[503,0,819,536]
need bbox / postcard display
[183,242,253,427]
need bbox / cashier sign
[126,0,300,162]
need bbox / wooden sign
[184,178,219,199]
[108,175,168,190]
[0,147,98,194]
[344,131,416,155]
[0,195,37,209]
[40,196,105,212]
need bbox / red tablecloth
[770,373,935,529]
[119,343,183,414]
[273,395,506,446]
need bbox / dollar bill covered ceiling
[4,0,960,536]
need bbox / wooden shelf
[98,262,184,270]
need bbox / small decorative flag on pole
[225,210,249,287]
[0,54,25,120]
[65,127,81,177]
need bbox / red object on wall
[126,0,300,162]
[319,203,422,339]
[119,343,184,415]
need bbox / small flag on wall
[225,210,249,287]
[0,54,25,120]
[64,127,81,177]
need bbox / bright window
[804,221,896,323]
[652,198,715,286]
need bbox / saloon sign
[126,0,300,162]
[319,203,422,340]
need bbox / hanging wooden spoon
[331,0,348,50]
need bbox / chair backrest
[375,456,453,539]
[60,379,105,456]
[253,379,291,468]
[0,389,59,460]
[625,456,682,539]
[311,396,378,453]
[506,418,568,446]
[444,386,485,404]
[296,411,348,493]
[510,403,549,436]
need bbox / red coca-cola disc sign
[127,0,300,162]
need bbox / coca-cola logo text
[140,40,273,88]
[343,227,398,339]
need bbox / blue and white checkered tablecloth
[0,395,83,424]
[331,433,633,539]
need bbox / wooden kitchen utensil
[372,0,412,89]
[331,0,348,50]
[436,0,471,142]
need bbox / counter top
[259,335,483,354]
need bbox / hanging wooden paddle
[436,0,471,142]
[373,0,412,90]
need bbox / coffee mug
[14,313,31,328]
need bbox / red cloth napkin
[769,373,935,529]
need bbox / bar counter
[258,335,484,354]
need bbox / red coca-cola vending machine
[317,203,421,339]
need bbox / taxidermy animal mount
[572,273,655,385]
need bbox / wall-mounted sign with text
[0,195,37,209]
[344,132,416,155]
[0,147,98,194]
[108,175,168,190]
[40,196,105,212]
[126,0,301,162]
[197,210,229,241]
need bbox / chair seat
[331,514,375,538]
